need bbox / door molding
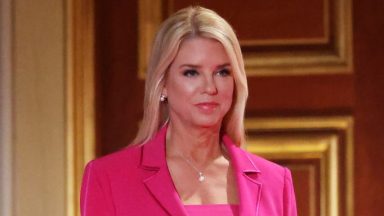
[0,0,13,214]
[245,116,354,216]
[66,0,96,215]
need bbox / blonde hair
[133,6,248,146]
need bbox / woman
[81,6,297,216]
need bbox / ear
[161,86,167,96]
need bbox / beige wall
[1,0,13,215]
[1,0,67,215]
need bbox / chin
[192,118,223,129]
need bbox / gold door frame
[245,116,354,216]
[65,0,96,215]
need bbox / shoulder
[247,150,285,171]
[85,145,142,173]
[223,134,290,182]
[239,149,297,215]
[240,148,290,182]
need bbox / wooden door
[94,0,384,215]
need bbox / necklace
[179,154,206,182]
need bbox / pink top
[184,204,239,216]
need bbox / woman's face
[164,37,234,129]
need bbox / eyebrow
[179,63,231,69]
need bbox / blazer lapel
[140,126,187,216]
[139,127,262,216]
[223,135,262,216]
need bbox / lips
[195,102,219,111]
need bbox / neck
[166,121,223,166]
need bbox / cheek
[169,81,196,98]
[166,79,199,108]
[221,80,234,100]
[219,80,235,113]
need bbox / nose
[203,74,218,95]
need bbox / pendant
[198,172,205,182]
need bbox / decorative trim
[65,0,96,215]
[243,0,353,76]
[138,0,353,76]
[245,116,353,216]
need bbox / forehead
[172,37,230,65]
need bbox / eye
[216,68,231,77]
[183,69,199,77]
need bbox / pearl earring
[160,94,167,102]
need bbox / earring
[160,94,168,102]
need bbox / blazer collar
[223,135,262,216]
[140,126,262,216]
[141,125,168,168]
[140,125,188,216]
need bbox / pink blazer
[81,126,297,215]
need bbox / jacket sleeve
[80,161,115,216]
[283,168,298,216]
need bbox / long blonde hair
[133,6,248,146]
